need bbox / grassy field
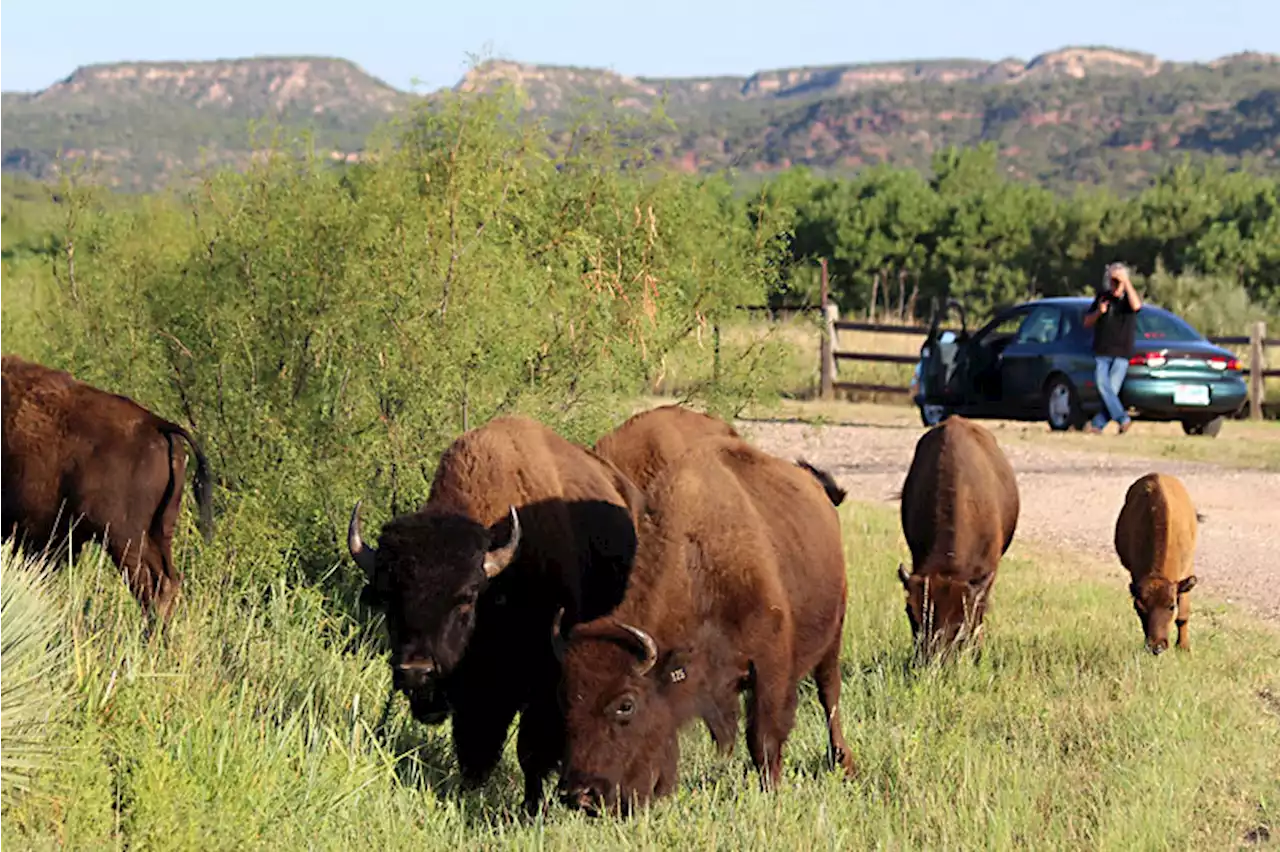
[3,499,1277,851]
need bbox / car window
[1135,309,1204,343]
[978,310,1028,345]
[1015,306,1063,344]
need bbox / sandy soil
[736,416,1280,624]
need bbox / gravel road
[736,417,1280,624]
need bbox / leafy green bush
[3,90,792,585]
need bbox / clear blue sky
[1,0,1274,94]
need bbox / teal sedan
[913,297,1248,437]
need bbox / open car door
[914,299,969,426]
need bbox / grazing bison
[347,415,646,812]
[1,355,213,621]
[554,436,855,816]
[1114,472,1199,655]
[898,416,1019,658]
[592,404,739,492]
[595,403,845,507]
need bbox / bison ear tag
[668,667,687,684]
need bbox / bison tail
[163,424,215,543]
[796,459,847,507]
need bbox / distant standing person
[1083,262,1143,434]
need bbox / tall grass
[3,503,1276,850]
[0,543,70,804]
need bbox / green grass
[2,504,1277,851]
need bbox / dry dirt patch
[735,413,1280,624]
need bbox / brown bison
[1114,472,1199,655]
[346,415,646,812]
[897,416,1019,658]
[592,404,739,492]
[553,436,854,815]
[595,403,846,507]
[1,355,214,621]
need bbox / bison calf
[898,416,1019,658]
[1,355,213,621]
[555,436,855,816]
[1114,472,1199,655]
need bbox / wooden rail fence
[808,263,1278,420]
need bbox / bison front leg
[515,690,564,814]
[1176,591,1193,651]
[744,665,797,791]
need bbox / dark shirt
[1088,291,1139,358]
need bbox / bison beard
[897,416,1019,660]
[347,416,644,812]
[2,355,214,622]
[555,437,856,816]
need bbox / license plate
[1173,385,1210,406]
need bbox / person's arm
[1083,296,1107,329]
[1122,279,1142,312]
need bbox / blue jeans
[1092,356,1130,429]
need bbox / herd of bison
[2,353,1204,816]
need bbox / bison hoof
[833,747,857,779]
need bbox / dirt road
[737,416,1280,624]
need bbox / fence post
[819,259,834,400]
[1249,321,1266,421]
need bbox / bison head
[899,563,995,659]
[553,613,692,816]
[1129,574,1196,655]
[348,500,521,723]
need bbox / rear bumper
[1120,376,1248,419]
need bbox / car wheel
[918,403,950,428]
[1181,416,1224,438]
[1045,376,1084,432]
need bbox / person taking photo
[1083,261,1143,434]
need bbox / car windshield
[1134,309,1204,343]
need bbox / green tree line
[757,142,1280,330]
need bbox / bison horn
[550,606,567,662]
[348,500,378,577]
[618,623,659,676]
[483,506,521,578]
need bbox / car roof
[1005,296,1177,314]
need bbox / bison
[553,436,855,816]
[592,404,739,493]
[1,355,214,621]
[897,416,1019,658]
[1114,472,1199,655]
[595,403,845,508]
[346,415,646,812]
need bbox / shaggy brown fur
[898,416,1019,658]
[594,403,843,505]
[592,404,740,493]
[1114,472,1199,654]
[555,436,854,816]
[1,355,213,621]
[348,415,646,812]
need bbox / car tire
[1045,376,1085,432]
[917,403,950,428]
[1181,416,1224,438]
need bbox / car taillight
[1130,352,1167,368]
[1208,356,1242,371]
